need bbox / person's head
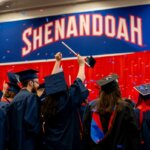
[3,72,21,102]
[96,74,122,113]
[3,82,20,102]
[134,83,150,107]
[3,91,16,102]
[42,92,68,119]
[22,79,39,93]
[41,72,67,119]
[15,69,39,93]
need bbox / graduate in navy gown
[41,52,89,150]
[0,101,9,150]
[134,84,150,150]
[83,74,140,150]
[2,72,20,103]
[9,69,41,150]
[0,72,20,150]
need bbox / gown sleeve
[124,104,140,150]
[69,78,89,106]
[83,104,92,150]
[24,94,41,135]
[0,103,9,150]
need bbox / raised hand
[55,52,62,61]
[77,54,85,66]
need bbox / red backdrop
[0,51,150,103]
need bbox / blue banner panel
[0,4,150,63]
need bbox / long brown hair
[41,91,68,120]
[97,86,122,114]
[41,94,59,120]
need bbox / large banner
[0,4,150,64]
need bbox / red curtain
[0,51,150,103]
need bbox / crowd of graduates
[0,52,150,150]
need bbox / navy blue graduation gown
[9,89,41,150]
[135,108,150,150]
[83,100,140,150]
[43,78,89,150]
[80,102,88,122]
[0,102,9,150]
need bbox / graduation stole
[137,100,150,144]
[137,99,150,129]
[78,102,88,140]
[137,100,150,112]
[90,107,116,144]
[78,110,83,140]
[1,97,10,103]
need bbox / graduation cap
[44,72,67,95]
[15,69,39,82]
[85,56,96,68]
[7,82,20,94]
[134,84,150,100]
[61,41,96,68]
[6,72,20,94]
[7,72,19,84]
[97,74,119,93]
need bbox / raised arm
[51,52,62,75]
[77,54,85,82]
